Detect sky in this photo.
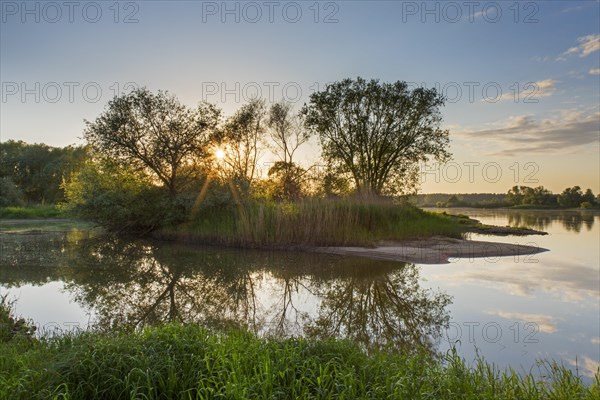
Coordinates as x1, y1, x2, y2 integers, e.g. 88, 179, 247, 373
1, 0, 599, 194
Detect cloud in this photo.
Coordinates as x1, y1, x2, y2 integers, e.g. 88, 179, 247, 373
433, 258, 599, 304
590, 68, 600, 75
592, 337, 600, 346
558, 34, 600, 60
568, 356, 600, 378
532, 56, 550, 63
455, 110, 600, 157
486, 311, 557, 333
498, 79, 557, 102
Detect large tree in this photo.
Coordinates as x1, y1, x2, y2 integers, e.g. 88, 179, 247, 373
266, 100, 312, 200
267, 100, 310, 165
84, 88, 220, 196
215, 98, 267, 189
302, 78, 450, 196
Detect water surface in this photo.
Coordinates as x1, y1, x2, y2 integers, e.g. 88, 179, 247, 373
1, 209, 598, 379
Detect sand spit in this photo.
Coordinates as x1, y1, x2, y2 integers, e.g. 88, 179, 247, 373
314, 236, 549, 264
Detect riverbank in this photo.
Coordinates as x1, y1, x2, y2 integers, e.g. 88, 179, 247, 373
1, 322, 597, 399
315, 236, 548, 264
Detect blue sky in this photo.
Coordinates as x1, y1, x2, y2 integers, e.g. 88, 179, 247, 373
1, 0, 599, 193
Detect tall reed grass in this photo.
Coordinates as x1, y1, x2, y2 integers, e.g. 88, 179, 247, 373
160, 197, 463, 247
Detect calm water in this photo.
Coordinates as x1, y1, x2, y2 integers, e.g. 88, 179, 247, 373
1, 209, 598, 379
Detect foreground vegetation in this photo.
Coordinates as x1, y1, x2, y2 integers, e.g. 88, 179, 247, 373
1, 322, 597, 399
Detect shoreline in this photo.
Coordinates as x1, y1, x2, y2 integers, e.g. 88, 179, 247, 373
2, 218, 550, 265
314, 236, 549, 264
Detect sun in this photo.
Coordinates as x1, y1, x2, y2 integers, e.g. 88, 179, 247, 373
215, 148, 225, 160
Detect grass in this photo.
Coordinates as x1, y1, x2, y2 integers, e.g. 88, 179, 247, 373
1, 299, 597, 399
0, 323, 597, 400
0, 205, 65, 219
160, 197, 464, 247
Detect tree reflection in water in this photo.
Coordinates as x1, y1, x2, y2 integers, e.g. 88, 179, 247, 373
506, 210, 595, 232
3, 234, 452, 353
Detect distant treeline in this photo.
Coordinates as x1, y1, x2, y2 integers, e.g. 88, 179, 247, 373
412, 186, 600, 209
0, 140, 87, 206
412, 193, 507, 208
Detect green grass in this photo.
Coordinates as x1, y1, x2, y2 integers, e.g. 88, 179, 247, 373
0, 323, 597, 400
160, 198, 464, 247
0, 205, 65, 219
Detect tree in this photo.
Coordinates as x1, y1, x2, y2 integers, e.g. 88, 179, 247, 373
215, 99, 267, 190
84, 88, 220, 196
523, 186, 554, 206
0, 177, 24, 207
267, 100, 310, 164
582, 188, 596, 205
63, 158, 176, 232
557, 186, 584, 208
302, 77, 450, 196
0, 140, 87, 204
445, 195, 460, 207
265, 100, 312, 200
506, 185, 525, 205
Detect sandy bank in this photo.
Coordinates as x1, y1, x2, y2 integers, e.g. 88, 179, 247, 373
314, 236, 548, 264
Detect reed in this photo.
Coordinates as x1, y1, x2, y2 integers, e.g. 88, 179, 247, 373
161, 197, 463, 247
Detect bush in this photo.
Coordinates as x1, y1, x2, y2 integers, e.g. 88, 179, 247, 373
0, 296, 36, 343
0, 177, 24, 207
63, 160, 182, 233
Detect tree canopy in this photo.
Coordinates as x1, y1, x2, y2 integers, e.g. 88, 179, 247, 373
0, 140, 87, 205
84, 88, 220, 196
214, 98, 267, 189
302, 77, 450, 196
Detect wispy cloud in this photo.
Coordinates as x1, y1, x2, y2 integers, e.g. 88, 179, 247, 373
498, 79, 557, 102
455, 110, 600, 157
486, 311, 557, 333
590, 68, 600, 75
432, 258, 599, 303
568, 356, 600, 378
558, 34, 600, 60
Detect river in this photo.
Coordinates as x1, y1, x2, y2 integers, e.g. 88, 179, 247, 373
1, 209, 598, 380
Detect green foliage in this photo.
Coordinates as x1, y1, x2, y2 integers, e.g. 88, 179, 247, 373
84, 88, 220, 196
0, 296, 36, 344
558, 186, 584, 208
0, 205, 63, 219
302, 77, 450, 196
0, 177, 24, 207
507, 185, 557, 207
62, 159, 183, 232
266, 161, 308, 200
0, 140, 87, 204
0, 324, 597, 399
